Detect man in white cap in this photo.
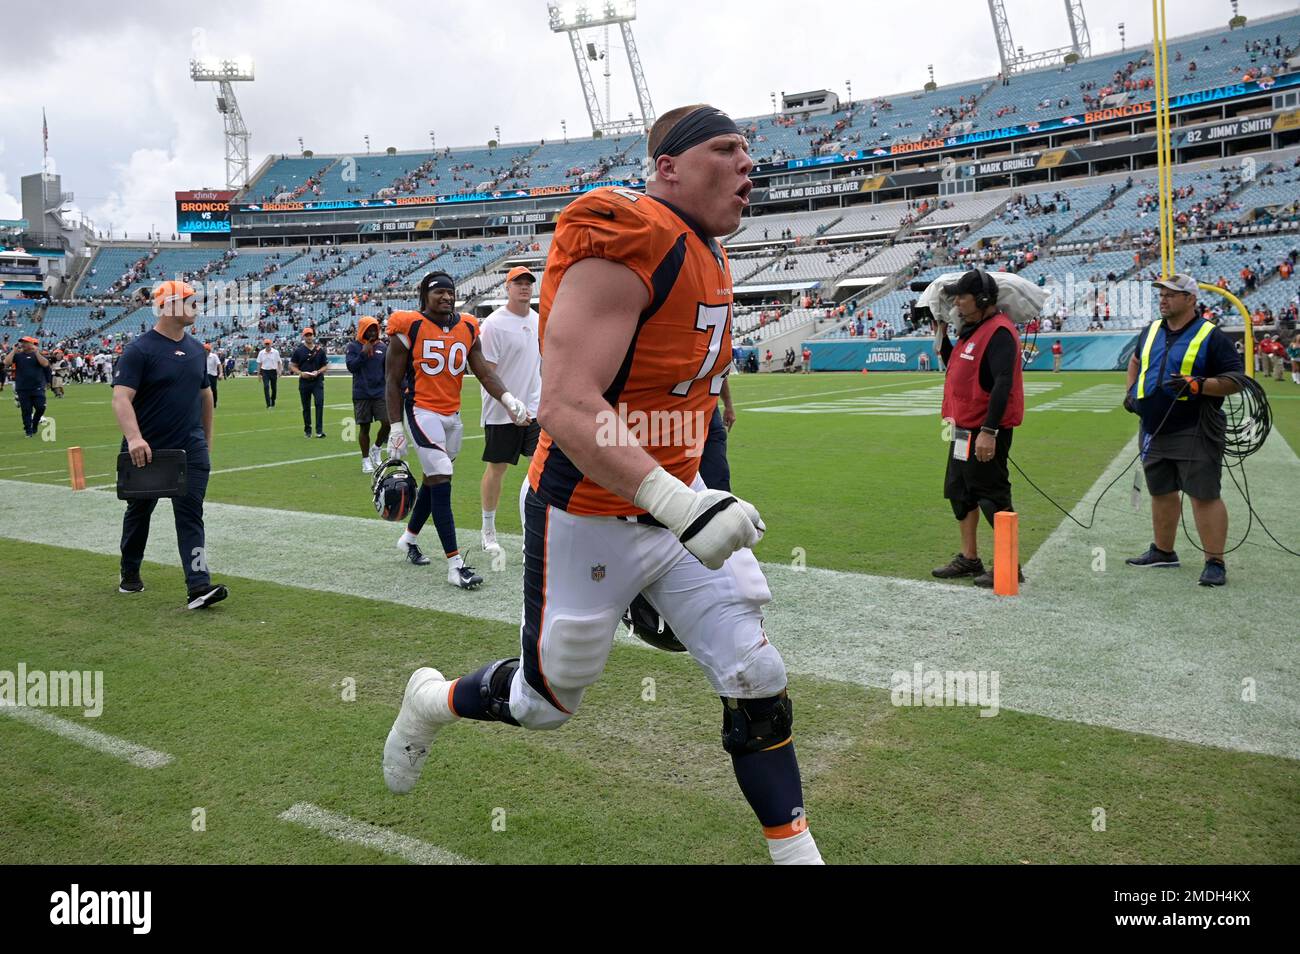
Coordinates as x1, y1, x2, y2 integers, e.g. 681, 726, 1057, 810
1123, 273, 1244, 587
478, 265, 542, 554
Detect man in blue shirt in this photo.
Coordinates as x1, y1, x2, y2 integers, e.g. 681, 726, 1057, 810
344, 316, 390, 473
3, 337, 49, 436
291, 328, 328, 438
1123, 274, 1244, 587
111, 281, 228, 609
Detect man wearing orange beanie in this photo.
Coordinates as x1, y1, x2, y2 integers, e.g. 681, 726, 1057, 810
345, 316, 390, 473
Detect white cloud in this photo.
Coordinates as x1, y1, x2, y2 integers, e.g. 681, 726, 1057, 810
0, 172, 20, 221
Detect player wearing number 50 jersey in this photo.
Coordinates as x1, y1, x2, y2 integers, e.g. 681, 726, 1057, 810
384, 270, 529, 589
383, 106, 823, 864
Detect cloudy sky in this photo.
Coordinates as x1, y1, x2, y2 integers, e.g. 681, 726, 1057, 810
1, 0, 1295, 237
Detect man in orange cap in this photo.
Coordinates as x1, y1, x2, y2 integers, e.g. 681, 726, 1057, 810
3, 336, 50, 436
111, 280, 228, 609
291, 327, 328, 438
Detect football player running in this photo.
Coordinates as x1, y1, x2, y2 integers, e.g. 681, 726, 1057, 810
385, 270, 529, 589
383, 106, 823, 864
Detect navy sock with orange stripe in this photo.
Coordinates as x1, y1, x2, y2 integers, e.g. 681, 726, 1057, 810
429, 480, 458, 558
731, 740, 806, 832
407, 483, 433, 536
450, 659, 520, 725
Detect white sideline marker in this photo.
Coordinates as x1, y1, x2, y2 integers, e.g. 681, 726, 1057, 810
278, 802, 478, 865
0, 704, 174, 769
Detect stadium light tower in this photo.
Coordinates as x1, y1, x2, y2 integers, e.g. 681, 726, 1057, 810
547, 1, 655, 137
987, 0, 1092, 76
189, 56, 254, 190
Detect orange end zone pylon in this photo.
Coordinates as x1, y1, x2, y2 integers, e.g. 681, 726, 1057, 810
67, 446, 86, 491
994, 511, 1019, 596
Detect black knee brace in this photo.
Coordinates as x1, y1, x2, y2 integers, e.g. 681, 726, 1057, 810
478, 657, 521, 726
721, 691, 793, 756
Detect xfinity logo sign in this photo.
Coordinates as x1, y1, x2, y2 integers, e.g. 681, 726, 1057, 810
50, 884, 152, 934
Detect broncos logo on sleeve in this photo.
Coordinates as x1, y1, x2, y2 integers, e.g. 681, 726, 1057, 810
387, 310, 479, 415
528, 186, 734, 516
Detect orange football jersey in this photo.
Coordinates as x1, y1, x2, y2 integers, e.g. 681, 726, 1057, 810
529, 187, 734, 516
386, 310, 479, 415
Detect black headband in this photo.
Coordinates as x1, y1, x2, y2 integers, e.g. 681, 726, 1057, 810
652, 107, 742, 160
424, 272, 455, 291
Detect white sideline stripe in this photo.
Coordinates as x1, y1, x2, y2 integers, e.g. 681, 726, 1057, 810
0, 704, 174, 769
278, 802, 478, 865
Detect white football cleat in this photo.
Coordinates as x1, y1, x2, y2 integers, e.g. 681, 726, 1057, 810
383, 667, 456, 794
481, 529, 502, 554
361, 457, 375, 474
449, 564, 484, 589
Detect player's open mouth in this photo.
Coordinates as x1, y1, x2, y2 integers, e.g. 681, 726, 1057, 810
735, 182, 752, 206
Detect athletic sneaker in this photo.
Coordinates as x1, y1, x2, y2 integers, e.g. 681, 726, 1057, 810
304, 429, 312, 438
1198, 560, 1227, 587
481, 528, 502, 554
362, 457, 374, 474
186, 583, 229, 610
383, 667, 455, 794
118, 570, 144, 594
449, 564, 484, 589
1125, 543, 1180, 568
973, 565, 1025, 588
315, 431, 327, 439
931, 553, 985, 579
398, 538, 431, 566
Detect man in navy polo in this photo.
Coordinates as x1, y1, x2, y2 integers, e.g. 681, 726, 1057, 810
111, 280, 228, 609
3, 337, 49, 436
291, 327, 328, 438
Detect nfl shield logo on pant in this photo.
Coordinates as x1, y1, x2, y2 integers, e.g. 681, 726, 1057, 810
591, 564, 606, 582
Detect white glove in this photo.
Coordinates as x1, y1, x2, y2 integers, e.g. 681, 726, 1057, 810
634, 466, 764, 570
386, 421, 407, 460
501, 391, 531, 426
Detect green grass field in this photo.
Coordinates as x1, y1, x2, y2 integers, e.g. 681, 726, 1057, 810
1, 370, 1298, 864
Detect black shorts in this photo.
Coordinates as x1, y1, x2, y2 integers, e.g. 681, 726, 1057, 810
353, 397, 389, 426
944, 427, 1014, 519
1142, 453, 1222, 500
482, 421, 540, 464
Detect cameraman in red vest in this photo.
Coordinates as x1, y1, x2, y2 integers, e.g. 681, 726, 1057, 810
931, 270, 1026, 588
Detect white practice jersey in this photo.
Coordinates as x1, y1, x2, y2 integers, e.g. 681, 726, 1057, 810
479, 305, 541, 427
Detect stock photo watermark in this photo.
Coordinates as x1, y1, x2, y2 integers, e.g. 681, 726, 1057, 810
0, 663, 104, 717
890, 662, 1000, 717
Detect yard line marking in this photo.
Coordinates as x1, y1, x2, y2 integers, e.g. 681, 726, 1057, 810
0, 705, 174, 769
278, 802, 478, 865
734, 378, 935, 408
80, 436, 480, 491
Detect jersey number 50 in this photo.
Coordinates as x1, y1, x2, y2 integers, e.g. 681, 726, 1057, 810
419, 339, 468, 377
